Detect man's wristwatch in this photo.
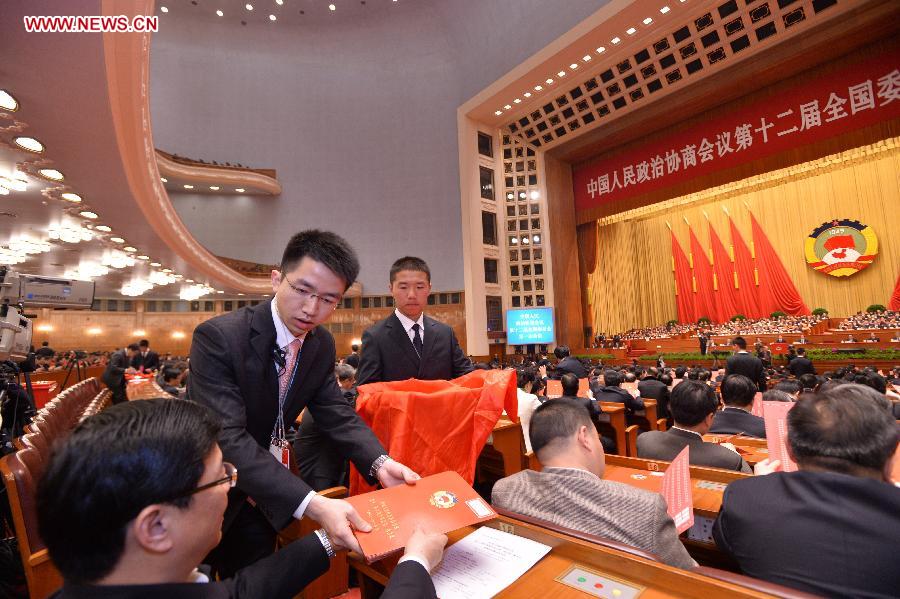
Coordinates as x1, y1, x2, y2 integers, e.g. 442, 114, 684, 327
369, 454, 391, 478
314, 528, 336, 558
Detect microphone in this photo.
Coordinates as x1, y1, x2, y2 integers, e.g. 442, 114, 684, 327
272, 346, 286, 369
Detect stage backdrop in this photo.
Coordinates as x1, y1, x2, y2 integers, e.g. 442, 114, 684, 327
585, 137, 900, 334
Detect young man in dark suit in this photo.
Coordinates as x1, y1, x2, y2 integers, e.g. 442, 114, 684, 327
710, 374, 766, 438
638, 367, 671, 420
37, 399, 444, 599
188, 231, 420, 578
725, 336, 767, 392
551, 345, 588, 379
355, 256, 473, 385
101, 343, 139, 404
785, 347, 815, 377
714, 384, 900, 597
637, 380, 752, 473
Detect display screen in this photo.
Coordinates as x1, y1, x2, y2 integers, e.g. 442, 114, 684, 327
506, 307, 554, 345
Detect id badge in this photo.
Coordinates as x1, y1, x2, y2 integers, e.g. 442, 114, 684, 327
269, 441, 290, 469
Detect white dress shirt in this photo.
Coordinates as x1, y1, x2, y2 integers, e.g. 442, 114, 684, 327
394, 308, 425, 346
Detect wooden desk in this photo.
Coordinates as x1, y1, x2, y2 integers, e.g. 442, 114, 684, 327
491, 417, 526, 476
632, 398, 660, 431
703, 435, 769, 466
351, 515, 791, 598
125, 378, 169, 400
597, 403, 628, 456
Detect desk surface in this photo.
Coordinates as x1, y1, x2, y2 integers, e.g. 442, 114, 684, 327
603, 464, 725, 519
125, 378, 169, 400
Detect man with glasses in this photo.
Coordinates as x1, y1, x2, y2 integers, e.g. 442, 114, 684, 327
37, 399, 445, 598
188, 230, 420, 578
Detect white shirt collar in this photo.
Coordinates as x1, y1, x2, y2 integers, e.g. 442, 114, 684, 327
271, 297, 306, 350
394, 308, 424, 334
670, 426, 704, 439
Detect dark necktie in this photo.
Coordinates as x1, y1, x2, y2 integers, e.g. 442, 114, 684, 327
411, 323, 423, 357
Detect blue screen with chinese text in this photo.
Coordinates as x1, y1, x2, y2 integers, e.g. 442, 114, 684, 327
507, 307, 555, 345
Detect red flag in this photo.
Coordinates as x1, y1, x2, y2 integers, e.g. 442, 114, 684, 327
750, 213, 809, 316
709, 223, 741, 322
890, 271, 900, 311
728, 217, 763, 319
689, 228, 717, 322
671, 231, 696, 323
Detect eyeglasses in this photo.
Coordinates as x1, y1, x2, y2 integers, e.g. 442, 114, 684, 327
176, 462, 237, 499
282, 275, 341, 311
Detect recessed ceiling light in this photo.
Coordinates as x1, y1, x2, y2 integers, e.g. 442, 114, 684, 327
582, 55, 592, 61
183, 184, 193, 189
494, 110, 502, 115
557, 70, 566, 77
611, 37, 621, 44
660, 6, 670, 14
503, 105, 511, 110
643, 17, 653, 25
627, 27, 637, 35
160, 6, 168, 13
245, 3, 253, 10
0, 187, 8, 196
110, 237, 125, 243
160, 177, 168, 182
79, 211, 98, 219
14, 137, 43, 153
162, 268, 173, 273
38, 168, 64, 181
596, 46, 606, 53
530, 190, 540, 199
124, 246, 137, 252
276, 0, 284, 4
209, 186, 220, 190
95, 225, 112, 232
269, 14, 276, 20
150, 262, 161, 267
186, 279, 194, 283
216, 9, 224, 16
137, 255, 149, 260
534, 85, 543, 91
569, 63, 578, 69
61, 192, 82, 203
523, 92, 532, 98
0, 90, 18, 111
513, 98, 521, 104
235, 188, 245, 193
329, 3, 336, 10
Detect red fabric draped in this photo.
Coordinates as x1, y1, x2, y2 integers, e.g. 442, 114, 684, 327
689, 228, 717, 322
728, 217, 763, 319
709, 223, 741, 322
890, 271, 900, 311
750, 213, 810, 316
671, 231, 696, 323
349, 369, 518, 495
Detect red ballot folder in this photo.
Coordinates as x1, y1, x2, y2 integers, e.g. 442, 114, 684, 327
763, 401, 798, 472
345, 471, 496, 563
750, 392, 763, 417
661, 446, 694, 534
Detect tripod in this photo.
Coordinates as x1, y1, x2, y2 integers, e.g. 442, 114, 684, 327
60, 358, 88, 391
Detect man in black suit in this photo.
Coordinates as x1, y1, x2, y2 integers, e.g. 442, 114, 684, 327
188, 231, 420, 578
592, 369, 644, 413
551, 346, 588, 379
101, 343, 139, 404
725, 336, 766, 391
637, 380, 752, 472
343, 343, 360, 369
638, 367, 671, 420
131, 339, 160, 372
710, 374, 766, 438
37, 399, 444, 599
785, 347, 815, 377
713, 384, 900, 597
355, 256, 472, 385
698, 332, 708, 356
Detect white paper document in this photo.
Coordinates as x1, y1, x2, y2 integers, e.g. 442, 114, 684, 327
431, 526, 552, 599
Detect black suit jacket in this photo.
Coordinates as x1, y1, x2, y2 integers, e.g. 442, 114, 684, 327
131, 350, 160, 371
50, 535, 433, 599
709, 408, 766, 438
725, 352, 767, 391
355, 312, 473, 385
636, 428, 751, 473
187, 301, 386, 531
552, 356, 588, 379
714, 471, 900, 597
637, 378, 670, 419
786, 356, 815, 377
344, 351, 361, 369
592, 385, 644, 413
101, 350, 129, 390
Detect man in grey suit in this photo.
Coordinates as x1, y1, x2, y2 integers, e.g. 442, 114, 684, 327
492, 398, 695, 569
725, 336, 767, 391
355, 256, 473, 385
637, 380, 752, 473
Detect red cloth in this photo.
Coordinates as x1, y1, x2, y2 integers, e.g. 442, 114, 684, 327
671, 231, 696, 323
890, 271, 900, 311
709, 223, 741, 322
349, 369, 518, 495
728, 217, 763, 319
689, 228, 717, 322
750, 213, 809, 316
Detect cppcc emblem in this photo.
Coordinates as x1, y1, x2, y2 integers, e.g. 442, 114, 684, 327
805, 219, 877, 277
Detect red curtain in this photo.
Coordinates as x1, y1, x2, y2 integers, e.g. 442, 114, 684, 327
689, 228, 717, 322
728, 217, 763, 319
671, 231, 696, 323
709, 223, 741, 322
750, 213, 810, 316
890, 271, 900, 311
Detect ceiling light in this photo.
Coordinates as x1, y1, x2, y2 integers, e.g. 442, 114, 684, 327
173, 274, 183, 279
245, 3, 253, 10
0, 90, 18, 111
110, 237, 124, 243
0, 187, 8, 196
626, 27, 637, 35
36, 324, 53, 332
545, 78, 554, 84
329, 4, 336, 10
14, 137, 43, 153
503, 105, 511, 110
124, 246, 137, 252
61, 192, 82, 203
160, 177, 168, 182
209, 186, 220, 190
534, 85, 543, 91
523, 92, 532, 98
150, 262, 161, 267
596, 46, 606, 53
643, 17, 653, 24
137, 255, 149, 260
121, 278, 153, 297
102, 250, 135, 269
94, 225, 112, 232
530, 190, 540, 199
79, 211, 98, 219
237, 293, 245, 296
235, 188, 245, 193
518, 191, 526, 199
149, 271, 177, 286
583, 55, 592, 62
569, 63, 578, 69
276, 0, 284, 4
216, 9, 224, 16
38, 168, 64, 181
557, 70, 566, 77
172, 331, 186, 339
269, 14, 276, 20
48, 224, 92, 243
183, 184, 193, 189
494, 110, 502, 116
506, 193, 514, 200
160, 6, 168, 13
162, 268, 173, 273
660, 6, 670, 14
186, 279, 194, 283
513, 98, 521, 104
66, 262, 109, 280
611, 36, 621, 44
